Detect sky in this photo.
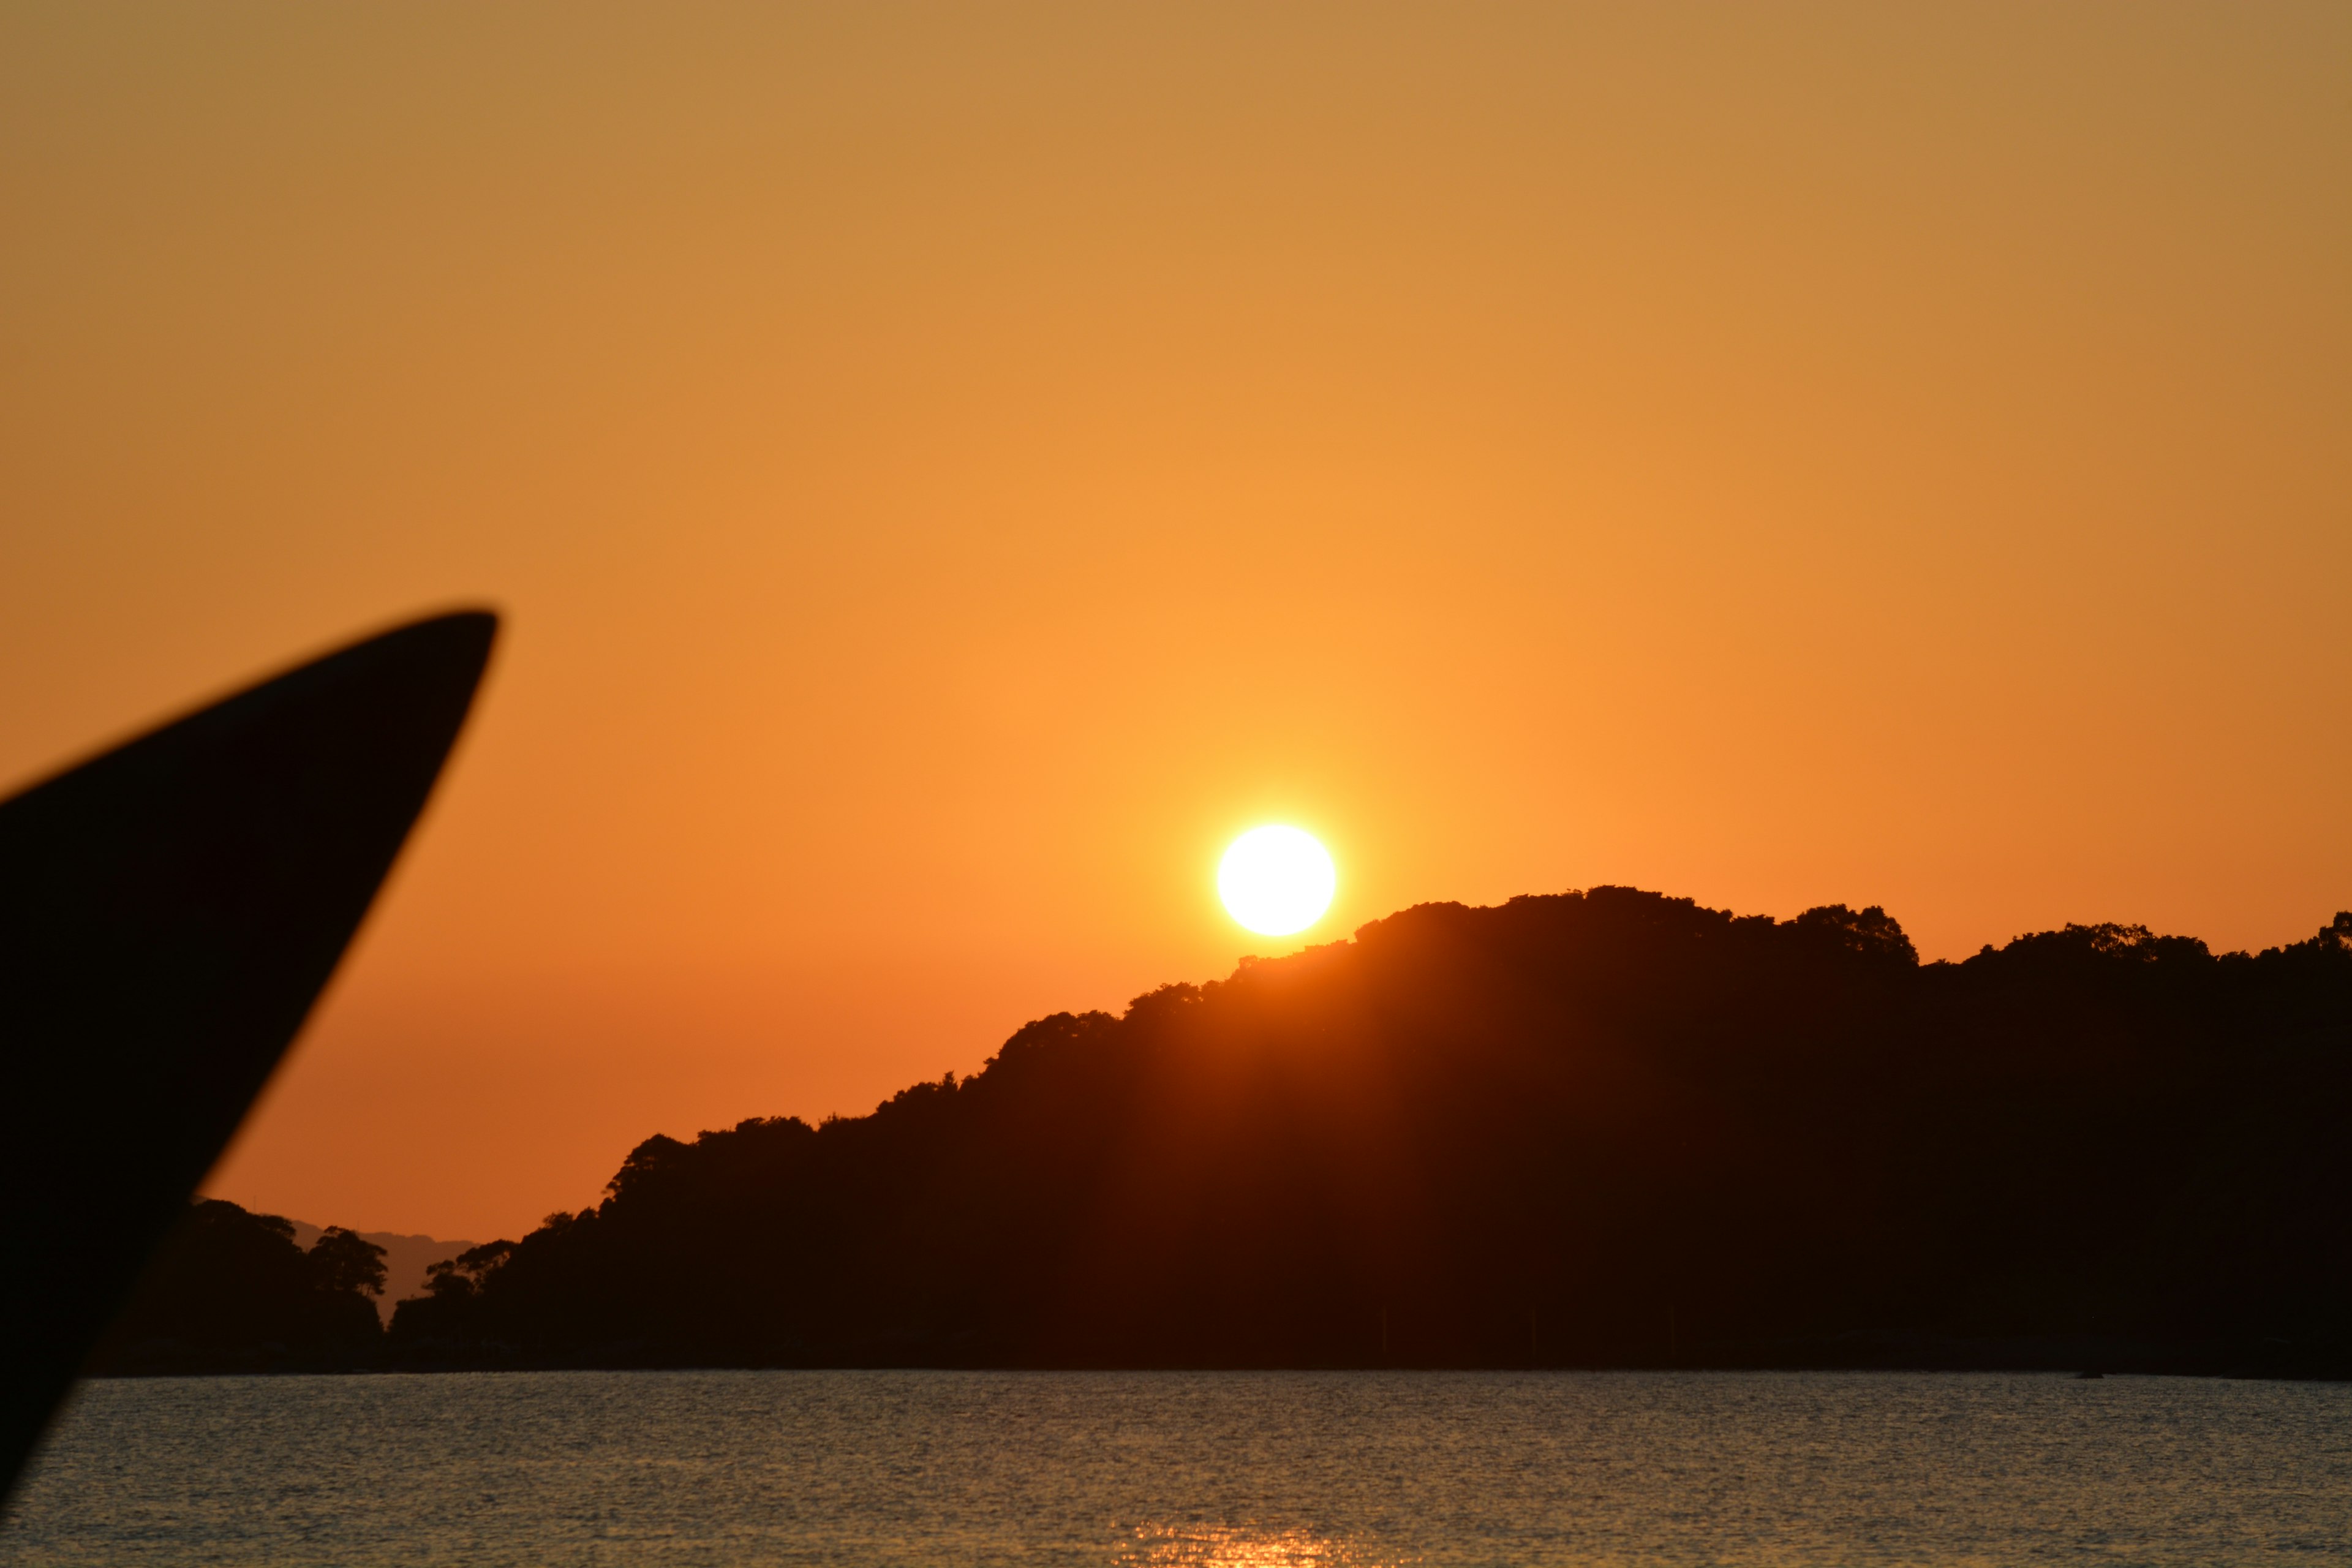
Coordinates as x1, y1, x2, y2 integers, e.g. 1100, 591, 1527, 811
3, 3, 2346, 1243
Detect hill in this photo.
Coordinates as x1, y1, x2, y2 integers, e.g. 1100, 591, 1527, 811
86, 1200, 388, 1374
376, 888, 2352, 1375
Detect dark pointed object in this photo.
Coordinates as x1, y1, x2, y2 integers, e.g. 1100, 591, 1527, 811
0, 611, 497, 1497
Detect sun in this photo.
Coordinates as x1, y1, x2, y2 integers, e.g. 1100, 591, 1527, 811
1218, 826, 1336, 937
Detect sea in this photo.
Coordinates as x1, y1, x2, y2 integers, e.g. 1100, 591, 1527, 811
3, 1370, 2347, 1565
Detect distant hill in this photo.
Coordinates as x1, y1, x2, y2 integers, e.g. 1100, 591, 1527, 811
376, 888, 2352, 1376
284, 1222, 475, 1326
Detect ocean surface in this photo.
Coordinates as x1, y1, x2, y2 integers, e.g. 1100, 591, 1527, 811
4, 1370, 2348, 1565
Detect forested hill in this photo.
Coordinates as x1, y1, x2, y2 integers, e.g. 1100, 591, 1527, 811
369, 888, 2352, 1375
89, 1200, 388, 1373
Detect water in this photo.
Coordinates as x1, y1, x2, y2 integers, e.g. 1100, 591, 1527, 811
4, 1371, 2348, 1564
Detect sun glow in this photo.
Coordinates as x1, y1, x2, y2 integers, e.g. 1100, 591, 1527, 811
1218, 826, 1336, 937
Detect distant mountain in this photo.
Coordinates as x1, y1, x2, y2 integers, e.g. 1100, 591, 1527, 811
285, 1221, 475, 1327
378, 888, 2352, 1376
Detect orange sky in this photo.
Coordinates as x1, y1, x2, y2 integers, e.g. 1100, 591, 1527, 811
4, 4, 2346, 1243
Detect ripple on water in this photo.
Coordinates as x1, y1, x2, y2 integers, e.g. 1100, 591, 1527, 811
4, 1370, 2349, 1566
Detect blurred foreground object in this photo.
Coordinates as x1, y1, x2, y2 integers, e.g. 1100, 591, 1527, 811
0, 611, 496, 1498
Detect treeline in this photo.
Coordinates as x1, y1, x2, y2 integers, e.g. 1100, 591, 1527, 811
89, 1200, 386, 1373
105, 888, 2352, 1375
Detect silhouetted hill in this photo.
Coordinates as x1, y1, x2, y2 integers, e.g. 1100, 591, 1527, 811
88, 1199, 387, 1373
371, 888, 2352, 1376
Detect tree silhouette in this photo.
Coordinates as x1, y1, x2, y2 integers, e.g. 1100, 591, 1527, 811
87, 1200, 389, 1372
306, 1227, 389, 1299
351, 888, 2352, 1376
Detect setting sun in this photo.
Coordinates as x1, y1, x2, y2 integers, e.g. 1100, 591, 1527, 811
1217, 826, 1336, 937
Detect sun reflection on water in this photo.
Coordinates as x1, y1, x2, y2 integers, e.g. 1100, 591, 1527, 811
1119, 1523, 1415, 1567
